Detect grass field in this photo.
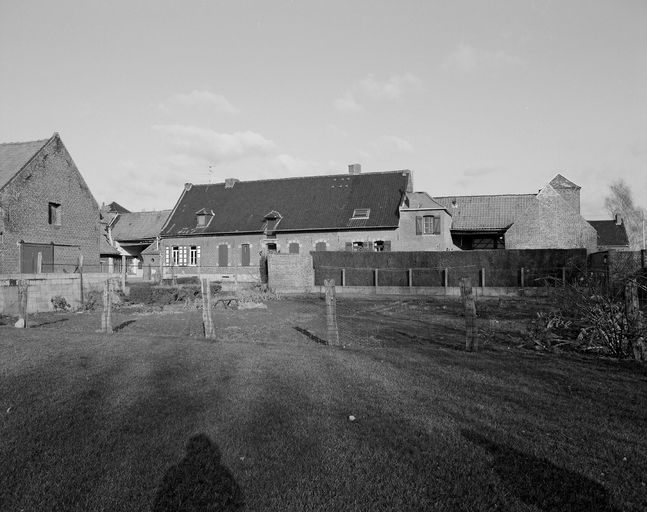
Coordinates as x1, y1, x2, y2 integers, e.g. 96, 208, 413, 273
1, 298, 646, 511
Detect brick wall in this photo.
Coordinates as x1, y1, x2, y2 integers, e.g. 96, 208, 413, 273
505, 185, 598, 252
0, 135, 100, 273
267, 253, 314, 293
158, 208, 456, 280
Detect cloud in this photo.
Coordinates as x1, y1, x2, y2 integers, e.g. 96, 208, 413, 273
358, 135, 414, 161
463, 165, 499, 177
152, 125, 277, 164
333, 91, 360, 112
159, 90, 239, 114
443, 44, 523, 73
334, 73, 422, 111
358, 73, 423, 100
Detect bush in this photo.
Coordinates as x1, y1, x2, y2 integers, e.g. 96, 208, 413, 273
51, 295, 71, 311
127, 282, 222, 307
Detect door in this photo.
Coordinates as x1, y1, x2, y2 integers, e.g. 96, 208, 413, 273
218, 244, 229, 267
21, 243, 54, 273
241, 244, 250, 266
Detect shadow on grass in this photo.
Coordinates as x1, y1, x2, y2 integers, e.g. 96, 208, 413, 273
28, 318, 69, 327
462, 429, 619, 512
153, 434, 245, 511
113, 320, 137, 332
294, 326, 327, 345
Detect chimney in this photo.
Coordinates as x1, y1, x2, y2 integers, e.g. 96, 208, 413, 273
615, 214, 622, 226
348, 163, 361, 175
225, 178, 239, 189
401, 169, 413, 193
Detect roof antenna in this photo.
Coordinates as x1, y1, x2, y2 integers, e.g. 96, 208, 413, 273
200, 165, 215, 184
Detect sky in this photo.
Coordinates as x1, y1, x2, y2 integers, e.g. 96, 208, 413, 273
1, 0, 645, 219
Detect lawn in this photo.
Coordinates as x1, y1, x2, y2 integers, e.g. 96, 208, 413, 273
1, 298, 646, 511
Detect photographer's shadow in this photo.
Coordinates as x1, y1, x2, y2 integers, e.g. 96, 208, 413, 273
153, 433, 245, 511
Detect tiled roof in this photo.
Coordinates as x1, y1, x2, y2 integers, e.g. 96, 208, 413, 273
162, 171, 409, 237
0, 137, 50, 191
588, 220, 630, 247
111, 210, 172, 242
434, 194, 536, 231
100, 233, 121, 255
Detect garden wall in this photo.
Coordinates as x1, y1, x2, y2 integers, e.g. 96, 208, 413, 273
311, 249, 587, 287
0, 273, 122, 316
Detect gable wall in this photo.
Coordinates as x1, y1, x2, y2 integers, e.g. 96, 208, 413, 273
505, 187, 597, 252
0, 137, 100, 273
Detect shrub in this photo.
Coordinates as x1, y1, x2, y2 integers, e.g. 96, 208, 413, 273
51, 295, 71, 311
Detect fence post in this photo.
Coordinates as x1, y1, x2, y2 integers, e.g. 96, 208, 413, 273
625, 279, 645, 361
37, 252, 42, 274
408, 268, 413, 288
521, 267, 525, 288
101, 280, 113, 333
460, 277, 478, 352
78, 253, 84, 307
325, 279, 339, 346
17, 280, 28, 328
481, 268, 485, 288
444, 268, 449, 295
375, 269, 379, 288
562, 267, 566, 287
201, 278, 216, 339
121, 255, 127, 291
341, 268, 346, 287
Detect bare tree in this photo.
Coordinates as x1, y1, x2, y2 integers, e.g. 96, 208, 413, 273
604, 179, 646, 250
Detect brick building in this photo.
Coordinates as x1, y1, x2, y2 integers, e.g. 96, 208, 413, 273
159, 165, 454, 283
434, 175, 599, 253
0, 133, 100, 273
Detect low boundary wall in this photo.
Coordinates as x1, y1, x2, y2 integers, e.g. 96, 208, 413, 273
0, 273, 122, 316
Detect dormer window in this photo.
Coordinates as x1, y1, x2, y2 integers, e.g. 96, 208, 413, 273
196, 208, 214, 228
352, 208, 370, 219
263, 210, 282, 236
48, 202, 61, 226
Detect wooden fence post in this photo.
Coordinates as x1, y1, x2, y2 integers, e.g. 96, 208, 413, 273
374, 269, 379, 288
341, 268, 346, 287
101, 280, 113, 333
78, 253, 84, 307
37, 252, 43, 274
460, 277, 478, 352
481, 268, 485, 288
562, 267, 566, 287
17, 280, 28, 328
521, 267, 525, 288
408, 268, 413, 288
325, 279, 339, 346
121, 255, 127, 291
625, 279, 645, 361
201, 278, 216, 339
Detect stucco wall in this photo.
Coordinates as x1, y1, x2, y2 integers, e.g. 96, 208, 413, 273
0, 135, 100, 273
505, 185, 598, 253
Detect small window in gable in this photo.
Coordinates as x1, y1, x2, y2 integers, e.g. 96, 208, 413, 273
49, 203, 61, 226
352, 208, 370, 219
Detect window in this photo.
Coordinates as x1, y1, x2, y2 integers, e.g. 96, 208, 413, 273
241, 244, 251, 266
352, 208, 370, 219
218, 244, 228, 267
289, 243, 299, 254
353, 241, 364, 251
172, 246, 179, 265
416, 215, 441, 235
266, 243, 277, 253
373, 241, 391, 252
315, 242, 327, 252
48, 203, 61, 226
189, 246, 200, 266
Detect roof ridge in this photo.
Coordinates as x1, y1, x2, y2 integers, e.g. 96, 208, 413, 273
434, 193, 536, 199
188, 169, 408, 188
0, 137, 50, 147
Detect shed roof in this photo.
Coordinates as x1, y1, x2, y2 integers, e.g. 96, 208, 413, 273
588, 220, 630, 247
433, 194, 536, 231
162, 171, 409, 237
111, 210, 172, 242
0, 137, 50, 191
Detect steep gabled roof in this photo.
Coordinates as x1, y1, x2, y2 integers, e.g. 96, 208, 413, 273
111, 210, 172, 242
161, 171, 409, 237
433, 194, 536, 231
0, 137, 50, 191
549, 174, 580, 190
588, 220, 630, 247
